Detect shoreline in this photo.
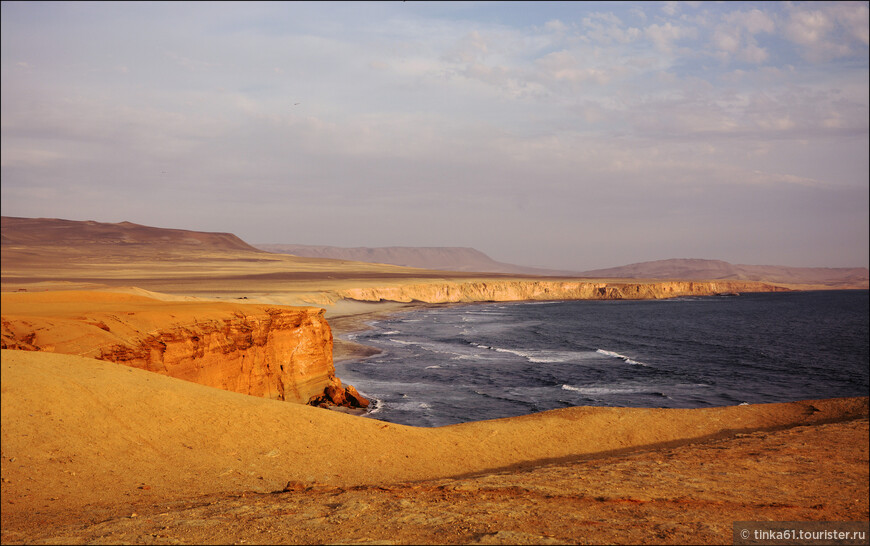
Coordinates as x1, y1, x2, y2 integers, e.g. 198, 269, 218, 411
3, 290, 868, 544
328, 301, 447, 364
326, 292, 869, 426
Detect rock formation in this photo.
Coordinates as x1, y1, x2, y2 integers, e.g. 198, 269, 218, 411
0, 291, 361, 408
334, 279, 789, 304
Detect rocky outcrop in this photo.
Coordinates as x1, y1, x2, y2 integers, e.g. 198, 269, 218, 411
92, 307, 339, 404
0, 292, 360, 407
308, 382, 371, 409
335, 279, 789, 304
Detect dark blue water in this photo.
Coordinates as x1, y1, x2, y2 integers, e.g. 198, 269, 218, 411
336, 291, 869, 427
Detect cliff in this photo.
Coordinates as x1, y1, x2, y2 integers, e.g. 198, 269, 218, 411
0, 291, 366, 408
333, 279, 789, 304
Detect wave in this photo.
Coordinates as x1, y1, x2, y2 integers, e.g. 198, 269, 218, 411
468, 342, 599, 363
364, 396, 384, 416
424, 365, 442, 369
596, 349, 649, 366
561, 384, 668, 398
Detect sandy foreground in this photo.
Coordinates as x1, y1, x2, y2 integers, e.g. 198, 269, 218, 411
1, 341, 868, 544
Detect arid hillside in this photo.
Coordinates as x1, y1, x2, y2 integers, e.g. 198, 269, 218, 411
578, 258, 869, 289
1, 216, 260, 251
1, 217, 790, 306
256, 243, 573, 275
257, 242, 868, 289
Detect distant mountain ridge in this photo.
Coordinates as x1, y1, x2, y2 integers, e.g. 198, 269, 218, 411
255, 244, 573, 276
577, 258, 869, 288
257, 245, 868, 288
1, 216, 260, 252
3, 217, 865, 288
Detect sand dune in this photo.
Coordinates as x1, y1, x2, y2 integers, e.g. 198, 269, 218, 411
2, 349, 866, 539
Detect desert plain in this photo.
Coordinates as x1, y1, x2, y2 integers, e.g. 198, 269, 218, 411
1, 217, 868, 545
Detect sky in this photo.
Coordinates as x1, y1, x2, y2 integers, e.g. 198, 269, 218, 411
2, 1, 868, 271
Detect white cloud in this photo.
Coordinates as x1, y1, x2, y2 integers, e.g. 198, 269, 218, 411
445, 30, 489, 64
705, 8, 775, 64
782, 3, 867, 62
644, 21, 696, 53
581, 11, 641, 45
726, 8, 775, 35
712, 28, 741, 54
661, 1, 680, 17
535, 50, 612, 85
738, 43, 769, 64
832, 1, 870, 45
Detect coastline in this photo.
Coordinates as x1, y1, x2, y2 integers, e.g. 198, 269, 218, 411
3, 348, 866, 544
327, 302, 420, 364
3, 295, 868, 544
2, 217, 867, 544
325, 291, 869, 426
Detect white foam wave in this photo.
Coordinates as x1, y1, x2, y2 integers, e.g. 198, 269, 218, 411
472, 343, 599, 363
493, 347, 537, 359
392, 400, 431, 412
425, 365, 442, 369
596, 349, 648, 366
561, 384, 639, 395
561, 384, 668, 398
365, 396, 384, 415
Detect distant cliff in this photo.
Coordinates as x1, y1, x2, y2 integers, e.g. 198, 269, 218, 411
331, 279, 789, 304
0, 292, 366, 408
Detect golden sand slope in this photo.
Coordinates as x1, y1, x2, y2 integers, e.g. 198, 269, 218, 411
5, 419, 866, 545
2, 349, 866, 517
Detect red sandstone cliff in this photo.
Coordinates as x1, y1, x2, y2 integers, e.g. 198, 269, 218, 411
0, 291, 366, 408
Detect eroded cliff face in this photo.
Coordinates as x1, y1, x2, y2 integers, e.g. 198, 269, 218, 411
93, 308, 338, 404
0, 292, 365, 407
335, 279, 789, 304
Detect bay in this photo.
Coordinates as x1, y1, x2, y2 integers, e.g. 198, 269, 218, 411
336, 290, 869, 427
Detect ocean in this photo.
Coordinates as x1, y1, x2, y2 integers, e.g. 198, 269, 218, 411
335, 290, 869, 428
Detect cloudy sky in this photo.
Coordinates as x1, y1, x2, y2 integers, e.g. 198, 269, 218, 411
2, 1, 868, 270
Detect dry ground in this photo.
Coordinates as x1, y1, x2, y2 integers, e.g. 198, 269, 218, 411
2, 347, 867, 545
